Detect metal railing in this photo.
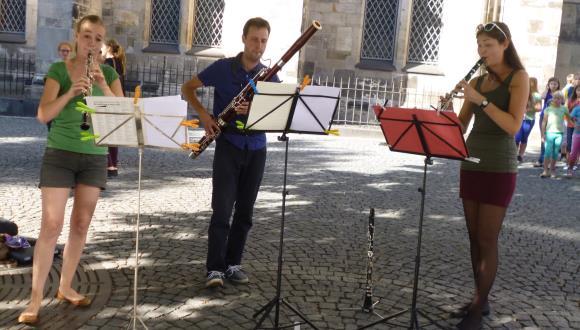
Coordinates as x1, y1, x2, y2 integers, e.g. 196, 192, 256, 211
311, 74, 455, 126
0, 53, 36, 97
0, 54, 453, 125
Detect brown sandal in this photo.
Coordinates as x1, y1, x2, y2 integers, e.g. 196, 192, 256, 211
18, 312, 39, 325
55, 290, 92, 307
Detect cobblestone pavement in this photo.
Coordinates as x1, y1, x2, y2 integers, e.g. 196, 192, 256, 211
0, 116, 578, 330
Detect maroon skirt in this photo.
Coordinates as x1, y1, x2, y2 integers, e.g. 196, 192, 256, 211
459, 170, 517, 207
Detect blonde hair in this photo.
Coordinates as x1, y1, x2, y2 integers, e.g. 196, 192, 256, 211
57, 41, 72, 51
550, 91, 565, 106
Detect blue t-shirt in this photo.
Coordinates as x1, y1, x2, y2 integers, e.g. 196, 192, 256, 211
571, 106, 580, 135
198, 52, 280, 150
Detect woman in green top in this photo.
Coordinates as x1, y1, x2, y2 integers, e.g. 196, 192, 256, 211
452, 22, 529, 329
18, 15, 123, 325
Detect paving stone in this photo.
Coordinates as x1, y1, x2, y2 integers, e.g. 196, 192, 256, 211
0, 116, 578, 329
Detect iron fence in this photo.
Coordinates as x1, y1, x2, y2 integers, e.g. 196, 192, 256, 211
310, 74, 458, 126
0, 54, 456, 125
0, 53, 36, 98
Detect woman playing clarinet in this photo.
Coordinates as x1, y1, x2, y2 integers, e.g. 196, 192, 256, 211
18, 15, 123, 325
450, 22, 528, 330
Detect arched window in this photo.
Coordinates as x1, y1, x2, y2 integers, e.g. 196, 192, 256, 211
149, 0, 180, 46
407, 0, 444, 65
0, 0, 26, 42
360, 0, 399, 65
192, 0, 225, 48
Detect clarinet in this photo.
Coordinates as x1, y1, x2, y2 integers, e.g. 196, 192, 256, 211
188, 20, 322, 159
362, 208, 375, 312
80, 51, 94, 131
437, 58, 484, 112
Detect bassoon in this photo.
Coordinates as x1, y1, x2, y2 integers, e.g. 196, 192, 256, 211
188, 20, 322, 159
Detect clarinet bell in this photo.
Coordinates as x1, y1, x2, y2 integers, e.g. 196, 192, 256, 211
80, 112, 90, 131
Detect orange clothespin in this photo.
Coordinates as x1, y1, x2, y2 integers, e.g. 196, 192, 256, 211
181, 143, 201, 152
299, 75, 311, 91
133, 85, 141, 105
180, 119, 200, 129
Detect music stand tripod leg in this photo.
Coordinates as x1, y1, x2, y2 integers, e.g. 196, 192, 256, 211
408, 156, 431, 330
252, 135, 318, 330
127, 147, 148, 330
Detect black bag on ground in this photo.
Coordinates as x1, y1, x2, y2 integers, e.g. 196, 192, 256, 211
9, 246, 34, 266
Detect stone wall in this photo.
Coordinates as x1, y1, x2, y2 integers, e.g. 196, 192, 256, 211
502, 0, 564, 87
301, 0, 485, 90
35, 0, 74, 73
301, 0, 565, 92
555, 0, 580, 81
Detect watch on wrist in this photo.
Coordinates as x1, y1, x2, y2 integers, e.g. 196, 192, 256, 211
480, 99, 489, 108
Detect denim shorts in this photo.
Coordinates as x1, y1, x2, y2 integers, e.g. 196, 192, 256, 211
39, 148, 107, 189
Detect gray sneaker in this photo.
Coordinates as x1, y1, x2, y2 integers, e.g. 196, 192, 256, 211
206, 271, 224, 288
225, 265, 249, 284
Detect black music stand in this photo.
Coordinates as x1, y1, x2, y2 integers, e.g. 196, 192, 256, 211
246, 81, 340, 330
358, 106, 477, 330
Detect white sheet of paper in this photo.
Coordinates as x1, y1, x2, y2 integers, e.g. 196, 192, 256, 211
86, 97, 139, 146
246, 81, 297, 131
87, 95, 188, 149
290, 85, 340, 133
140, 95, 188, 148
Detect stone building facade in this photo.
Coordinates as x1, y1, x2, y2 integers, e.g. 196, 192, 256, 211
0, 0, 576, 98
300, 0, 567, 97
556, 0, 580, 80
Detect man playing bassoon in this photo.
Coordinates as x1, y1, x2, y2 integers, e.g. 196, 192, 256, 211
182, 17, 279, 288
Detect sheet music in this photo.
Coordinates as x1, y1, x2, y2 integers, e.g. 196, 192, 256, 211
86, 95, 188, 149
86, 97, 139, 146
291, 85, 340, 132
246, 82, 297, 131
140, 96, 188, 148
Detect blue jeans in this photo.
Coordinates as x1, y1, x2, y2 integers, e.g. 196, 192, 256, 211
206, 139, 266, 273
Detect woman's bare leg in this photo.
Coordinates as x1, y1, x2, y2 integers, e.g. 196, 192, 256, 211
59, 184, 100, 300
20, 188, 70, 317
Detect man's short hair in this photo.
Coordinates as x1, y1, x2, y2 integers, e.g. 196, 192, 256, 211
243, 17, 270, 37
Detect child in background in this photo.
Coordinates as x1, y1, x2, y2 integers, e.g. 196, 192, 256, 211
534, 77, 561, 167
541, 91, 571, 178
515, 77, 542, 162
566, 88, 580, 177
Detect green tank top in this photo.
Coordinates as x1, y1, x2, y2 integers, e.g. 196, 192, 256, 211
461, 72, 518, 173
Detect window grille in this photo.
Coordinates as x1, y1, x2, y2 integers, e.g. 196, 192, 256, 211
150, 0, 180, 45
407, 0, 444, 65
360, 0, 399, 62
0, 0, 25, 34
192, 0, 224, 47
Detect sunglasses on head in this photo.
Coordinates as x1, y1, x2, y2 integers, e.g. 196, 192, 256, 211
477, 22, 508, 40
